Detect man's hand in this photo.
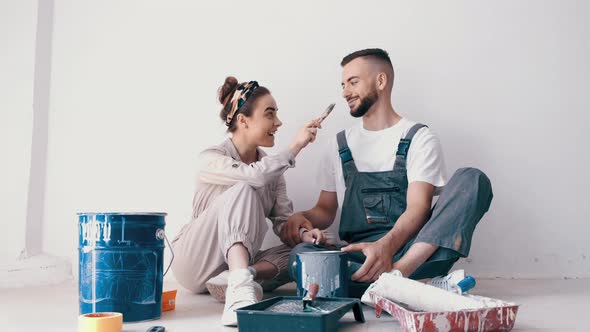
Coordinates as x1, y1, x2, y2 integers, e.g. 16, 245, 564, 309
341, 240, 395, 282
281, 212, 313, 247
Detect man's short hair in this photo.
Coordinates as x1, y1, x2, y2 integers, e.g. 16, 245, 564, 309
341, 48, 392, 68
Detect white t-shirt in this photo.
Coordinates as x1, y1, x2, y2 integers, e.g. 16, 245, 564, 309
318, 118, 448, 239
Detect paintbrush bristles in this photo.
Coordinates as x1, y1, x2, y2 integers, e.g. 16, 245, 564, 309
318, 103, 335, 124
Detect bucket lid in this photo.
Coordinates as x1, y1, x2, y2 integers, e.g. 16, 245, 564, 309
77, 212, 167, 216
298, 250, 346, 255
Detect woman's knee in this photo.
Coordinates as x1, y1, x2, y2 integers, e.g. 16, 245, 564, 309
229, 181, 257, 195
219, 181, 263, 208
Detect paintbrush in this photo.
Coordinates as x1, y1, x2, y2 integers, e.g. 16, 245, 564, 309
302, 283, 320, 312
317, 103, 335, 125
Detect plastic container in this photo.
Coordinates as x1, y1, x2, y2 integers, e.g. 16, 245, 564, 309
161, 289, 177, 312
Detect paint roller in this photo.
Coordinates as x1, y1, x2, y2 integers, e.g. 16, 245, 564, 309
368, 271, 486, 312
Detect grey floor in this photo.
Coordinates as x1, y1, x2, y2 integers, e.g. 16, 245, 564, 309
1, 279, 588, 331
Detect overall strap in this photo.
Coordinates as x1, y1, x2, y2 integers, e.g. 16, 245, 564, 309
393, 123, 428, 171
337, 130, 358, 173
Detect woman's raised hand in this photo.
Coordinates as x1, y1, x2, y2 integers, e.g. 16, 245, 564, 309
289, 119, 321, 156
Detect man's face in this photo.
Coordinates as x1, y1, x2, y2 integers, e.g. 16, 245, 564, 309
341, 58, 379, 118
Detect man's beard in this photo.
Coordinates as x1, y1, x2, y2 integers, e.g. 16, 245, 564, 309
350, 90, 378, 118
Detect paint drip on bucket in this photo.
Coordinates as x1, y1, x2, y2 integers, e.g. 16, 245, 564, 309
295, 251, 349, 298
78, 212, 172, 322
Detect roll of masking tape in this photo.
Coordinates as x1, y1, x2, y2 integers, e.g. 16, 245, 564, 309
78, 312, 123, 332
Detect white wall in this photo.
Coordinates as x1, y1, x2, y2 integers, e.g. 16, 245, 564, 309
43, 0, 590, 279
0, 1, 38, 263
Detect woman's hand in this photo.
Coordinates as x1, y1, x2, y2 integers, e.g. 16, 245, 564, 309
289, 119, 321, 156
300, 228, 327, 245
281, 212, 313, 247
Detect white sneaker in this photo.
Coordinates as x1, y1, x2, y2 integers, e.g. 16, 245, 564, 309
427, 269, 466, 293
207, 269, 287, 303
221, 269, 263, 326
206, 270, 229, 302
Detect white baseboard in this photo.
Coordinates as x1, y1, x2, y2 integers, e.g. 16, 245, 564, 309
0, 253, 72, 288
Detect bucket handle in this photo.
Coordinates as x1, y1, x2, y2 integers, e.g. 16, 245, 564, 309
156, 229, 174, 276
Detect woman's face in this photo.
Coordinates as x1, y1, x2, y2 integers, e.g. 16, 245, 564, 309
241, 93, 282, 148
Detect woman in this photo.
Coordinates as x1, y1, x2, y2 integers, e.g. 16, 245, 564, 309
171, 77, 326, 326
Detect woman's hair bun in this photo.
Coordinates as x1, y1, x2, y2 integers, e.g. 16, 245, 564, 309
218, 76, 239, 106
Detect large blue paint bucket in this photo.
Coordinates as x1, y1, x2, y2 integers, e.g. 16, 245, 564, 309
78, 212, 172, 322
294, 251, 349, 298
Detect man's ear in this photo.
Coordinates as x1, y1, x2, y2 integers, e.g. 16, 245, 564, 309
377, 72, 388, 91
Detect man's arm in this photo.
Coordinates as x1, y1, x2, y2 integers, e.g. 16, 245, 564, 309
301, 190, 338, 229
379, 181, 434, 255
280, 190, 338, 247
342, 181, 434, 282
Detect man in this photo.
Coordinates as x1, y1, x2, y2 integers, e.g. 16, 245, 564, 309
281, 48, 493, 296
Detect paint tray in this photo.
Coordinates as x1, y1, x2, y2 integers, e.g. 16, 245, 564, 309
235, 296, 365, 332
370, 292, 520, 332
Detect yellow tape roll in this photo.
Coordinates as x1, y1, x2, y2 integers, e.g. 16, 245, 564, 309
78, 312, 123, 332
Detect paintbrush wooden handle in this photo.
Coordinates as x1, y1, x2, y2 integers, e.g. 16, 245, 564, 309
308, 283, 319, 301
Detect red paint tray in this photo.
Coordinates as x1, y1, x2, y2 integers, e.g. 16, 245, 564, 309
370, 292, 520, 332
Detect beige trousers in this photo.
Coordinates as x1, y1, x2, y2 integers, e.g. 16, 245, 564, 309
171, 182, 291, 293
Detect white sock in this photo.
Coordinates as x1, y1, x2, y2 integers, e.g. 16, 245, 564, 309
228, 268, 252, 285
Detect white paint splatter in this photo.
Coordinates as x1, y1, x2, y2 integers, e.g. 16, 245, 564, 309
432, 313, 451, 331
416, 314, 425, 331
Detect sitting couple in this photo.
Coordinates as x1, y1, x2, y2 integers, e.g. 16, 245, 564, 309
170, 48, 493, 326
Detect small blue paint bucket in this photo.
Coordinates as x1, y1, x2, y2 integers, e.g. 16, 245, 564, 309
78, 212, 173, 322
294, 251, 349, 298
